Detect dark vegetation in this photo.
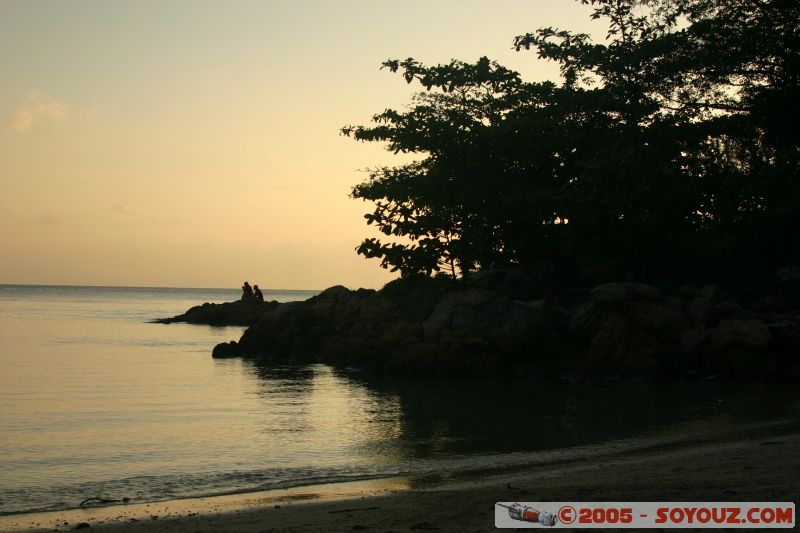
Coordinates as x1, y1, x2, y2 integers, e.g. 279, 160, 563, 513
163, 0, 800, 382
343, 0, 799, 290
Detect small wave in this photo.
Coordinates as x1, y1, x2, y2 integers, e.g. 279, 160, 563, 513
5, 417, 798, 517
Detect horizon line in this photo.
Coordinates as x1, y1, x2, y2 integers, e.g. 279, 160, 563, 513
0, 282, 324, 292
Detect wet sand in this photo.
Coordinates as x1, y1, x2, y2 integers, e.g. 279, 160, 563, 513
4, 422, 799, 532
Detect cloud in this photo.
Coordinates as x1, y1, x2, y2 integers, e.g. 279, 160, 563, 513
111, 203, 134, 214
34, 213, 60, 225
8, 93, 69, 132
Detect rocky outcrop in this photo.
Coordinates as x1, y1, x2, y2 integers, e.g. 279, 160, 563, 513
168, 272, 800, 382
211, 278, 566, 377
567, 282, 800, 381
154, 300, 279, 326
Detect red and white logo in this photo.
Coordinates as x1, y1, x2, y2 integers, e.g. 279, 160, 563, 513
496, 502, 795, 528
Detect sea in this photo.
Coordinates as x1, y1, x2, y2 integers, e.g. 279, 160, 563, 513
1, 284, 798, 516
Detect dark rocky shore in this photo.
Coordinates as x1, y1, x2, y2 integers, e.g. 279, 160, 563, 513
159, 270, 800, 382
154, 300, 280, 326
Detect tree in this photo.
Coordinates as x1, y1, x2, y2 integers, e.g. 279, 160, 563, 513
344, 0, 800, 284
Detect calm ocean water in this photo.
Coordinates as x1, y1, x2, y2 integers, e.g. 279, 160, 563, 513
0, 284, 798, 516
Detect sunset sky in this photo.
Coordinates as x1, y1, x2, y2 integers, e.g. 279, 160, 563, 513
1, 1, 603, 289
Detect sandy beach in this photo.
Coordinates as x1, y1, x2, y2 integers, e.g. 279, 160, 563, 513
3, 420, 798, 533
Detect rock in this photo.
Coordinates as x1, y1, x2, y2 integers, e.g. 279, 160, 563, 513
462, 352, 502, 377
697, 285, 719, 301
767, 318, 800, 350
430, 292, 555, 353
753, 293, 792, 314
688, 298, 712, 326
320, 318, 419, 367
627, 300, 690, 342
186, 275, 788, 381
587, 312, 629, 366
391, 328, 501, 377
395, 289, 445, 322
678, 285, 698, 301
304, 285, 355, 319
711, 319, 771, 353
778, 266, 800, 281
207, 277, 564, 377
712, 301, 755, 322
212, 341, 241, 358
380, 275, 454, 321
685, 285, 719, 326
621, 350, 663, 375
319, 284, 351, 299
495, 267, 532, 299
590, 282, 661, 304
524, 261, 558, 298
422, 289, 498, 340
625, 327, 660, 354
558, 287, 591, 306
700, 345, 730, 375
679, 326, 710, 356
384, 342, 439, 376
726, 349, 774, 380
239, 300, 335, 358
654, 342, 692, 373
436, 329, 492, 358
569, 301, 603, 339
781, 364, 800, 381
463, 269, 506, 291
154, 300, 277, 326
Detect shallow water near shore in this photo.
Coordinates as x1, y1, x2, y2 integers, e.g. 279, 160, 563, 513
1, 284, 799, 517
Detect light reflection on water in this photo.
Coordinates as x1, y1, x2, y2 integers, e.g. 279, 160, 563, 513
0, 285, 798, 515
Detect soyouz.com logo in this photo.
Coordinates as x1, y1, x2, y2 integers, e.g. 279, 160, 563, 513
494, 502, 795, 528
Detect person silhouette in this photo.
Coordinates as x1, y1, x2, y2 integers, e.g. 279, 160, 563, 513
253, 284, 264, 303
241, 281, 254, 301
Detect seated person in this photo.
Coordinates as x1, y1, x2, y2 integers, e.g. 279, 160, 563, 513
253, 285, 264, 302
241, 281, 254, 301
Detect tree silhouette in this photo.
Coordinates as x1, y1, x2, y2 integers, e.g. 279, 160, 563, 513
344, 0, 800, 285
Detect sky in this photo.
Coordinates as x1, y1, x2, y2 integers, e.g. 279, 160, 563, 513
0, 0, 605, 289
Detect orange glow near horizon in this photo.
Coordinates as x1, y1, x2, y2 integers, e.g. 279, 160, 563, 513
0, 0, 605, 289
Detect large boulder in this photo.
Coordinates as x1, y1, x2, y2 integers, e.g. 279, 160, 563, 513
423, 289, 557, 355
590, 283, 661, 304
620, 349, 664, 376
711, 319, 771, 353
627, 299, 689, 343
679, 326, 710, 356
586, 312, 630, 367
726, 348, 776, 380
687, 285, 719, 326
422, 289, 498, 340
212, 341, 241, 358
577, 284, 695, 377
569, 301, 604, 339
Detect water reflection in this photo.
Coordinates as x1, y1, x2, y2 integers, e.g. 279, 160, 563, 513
238, 363, 800, 463
360, 376, 797, 456
245, 364, 315, 436
235, 363, 406, 465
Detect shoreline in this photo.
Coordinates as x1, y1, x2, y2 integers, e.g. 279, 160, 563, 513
4, 419, 799, 532
189, 279, 800, 383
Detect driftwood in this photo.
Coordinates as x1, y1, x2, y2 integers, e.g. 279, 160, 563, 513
328, 506, 381, 514
79, 496, 130, 506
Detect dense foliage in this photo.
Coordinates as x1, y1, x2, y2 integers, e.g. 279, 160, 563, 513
343, 0, 799, 286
